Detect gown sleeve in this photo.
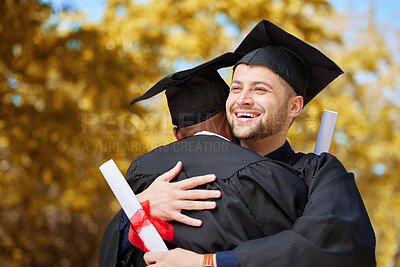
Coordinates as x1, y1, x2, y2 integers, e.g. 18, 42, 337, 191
99, 210, 123, 267
232, 153, 376, 267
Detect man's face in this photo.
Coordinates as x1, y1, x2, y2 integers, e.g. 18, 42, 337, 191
226, 64, 291, 141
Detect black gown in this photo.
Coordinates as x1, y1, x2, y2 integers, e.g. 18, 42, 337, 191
99, 135, 308, 266
230, 141, 376, 267
99, 138, 376, 267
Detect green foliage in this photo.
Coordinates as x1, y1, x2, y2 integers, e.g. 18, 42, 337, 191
1, 0, 399, 266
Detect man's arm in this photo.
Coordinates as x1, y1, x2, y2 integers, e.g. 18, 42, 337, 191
225, 153, 376, 267
143, 248, 206, 267
144, 249, 219, 267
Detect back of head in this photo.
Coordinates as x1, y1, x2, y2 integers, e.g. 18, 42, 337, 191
175, 109, 232, 140
130, 52, 243, 139
165, 67, 229, 129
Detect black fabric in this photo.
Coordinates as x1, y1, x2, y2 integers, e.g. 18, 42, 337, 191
264, 139, 292, 162
99, 138, 376, 267
236, 46, 309, 97
129, 52, 244, 128
234, 20, 344, 105
99, 135, 308, 266
99, 209, 122, 267
232, 150, 376, 267
165, 69, 228, 128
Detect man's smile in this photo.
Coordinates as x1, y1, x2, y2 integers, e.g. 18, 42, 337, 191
233, 110, 262, 122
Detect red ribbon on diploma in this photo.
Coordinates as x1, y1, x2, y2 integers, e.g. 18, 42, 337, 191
128, 200, 174, 252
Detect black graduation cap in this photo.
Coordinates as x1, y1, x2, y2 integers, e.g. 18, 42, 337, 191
130, 52, 244, 128
234, 20, 344, 106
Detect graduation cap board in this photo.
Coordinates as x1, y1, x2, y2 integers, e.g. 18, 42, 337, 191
234, 20, 344, 106
130, 52, 244, 128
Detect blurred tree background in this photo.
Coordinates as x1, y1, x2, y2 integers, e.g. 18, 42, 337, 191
1, 0, 399, 266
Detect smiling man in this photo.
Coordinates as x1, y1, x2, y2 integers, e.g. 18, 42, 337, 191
227, 61, 300, 155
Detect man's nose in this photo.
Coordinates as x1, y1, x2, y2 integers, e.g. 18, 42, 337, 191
237, 88, 254, 106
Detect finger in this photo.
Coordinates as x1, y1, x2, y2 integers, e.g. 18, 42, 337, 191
181, 189, 221, 200
157, 161, 182, 182
174, 212, 203, 227
143, 252, 154, 265
178, 200, 217, 210
143, 252, 160, 265
177, 174, 216, 189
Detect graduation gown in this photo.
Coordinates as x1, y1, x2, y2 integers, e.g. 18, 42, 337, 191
230, 145, 376, 267
99, 135, 308, 266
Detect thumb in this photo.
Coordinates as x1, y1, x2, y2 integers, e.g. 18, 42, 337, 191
158, 161, 182, 182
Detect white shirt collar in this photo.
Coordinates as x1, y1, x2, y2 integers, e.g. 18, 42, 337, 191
193, 131, 231, 142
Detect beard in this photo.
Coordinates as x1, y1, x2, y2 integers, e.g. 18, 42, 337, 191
230, 103, 288, 141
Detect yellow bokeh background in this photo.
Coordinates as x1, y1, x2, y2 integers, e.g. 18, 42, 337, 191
1, 0, 399, 266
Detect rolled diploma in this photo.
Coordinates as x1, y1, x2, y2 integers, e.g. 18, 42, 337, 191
314, 109, 338, 155
99, 159, 168, 252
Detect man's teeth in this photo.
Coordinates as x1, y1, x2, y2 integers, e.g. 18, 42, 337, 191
237, 113, 256, 118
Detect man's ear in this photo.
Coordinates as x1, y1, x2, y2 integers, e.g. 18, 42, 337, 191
173, 127, 184, 141
289, 95, 303, 118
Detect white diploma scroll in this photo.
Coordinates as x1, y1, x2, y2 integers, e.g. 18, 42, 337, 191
314, 109, 338, 155
99, 159, 168, 252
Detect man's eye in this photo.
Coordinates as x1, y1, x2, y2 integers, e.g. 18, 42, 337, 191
255, 87, 267, 92
230, 87, 241, 91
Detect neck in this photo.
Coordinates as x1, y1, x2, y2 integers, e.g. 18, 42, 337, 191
239, 132, 286, 156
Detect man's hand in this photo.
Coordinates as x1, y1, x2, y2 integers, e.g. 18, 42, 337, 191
144, 248, 204, 267
137, 161, 221, 227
